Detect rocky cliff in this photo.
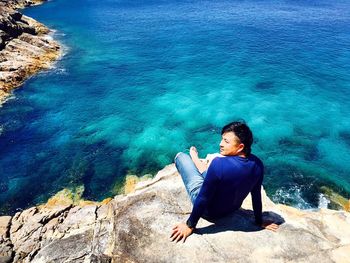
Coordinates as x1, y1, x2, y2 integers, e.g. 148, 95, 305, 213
0, 0, 60, 105
0, 164, 349, 263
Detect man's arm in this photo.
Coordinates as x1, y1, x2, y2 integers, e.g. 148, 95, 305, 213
251, 167, 279, 232
186, 157, 220, 228
170, 158, 221, 242
251, 176, 263, 225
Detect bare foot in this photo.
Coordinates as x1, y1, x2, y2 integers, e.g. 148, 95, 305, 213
189, 146, 207, 173
189, 146, 199, 160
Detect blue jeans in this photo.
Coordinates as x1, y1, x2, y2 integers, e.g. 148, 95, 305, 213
175, 152, 207, 204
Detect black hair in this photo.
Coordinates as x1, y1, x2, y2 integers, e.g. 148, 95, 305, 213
221, 121, 253, 156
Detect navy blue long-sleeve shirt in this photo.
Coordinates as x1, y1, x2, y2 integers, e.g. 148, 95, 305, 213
187, 154, 264, 228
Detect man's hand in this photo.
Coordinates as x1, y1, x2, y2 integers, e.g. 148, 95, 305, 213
189, 146, 207, 174
261, 220, 279, 232
170, 223, 193, 243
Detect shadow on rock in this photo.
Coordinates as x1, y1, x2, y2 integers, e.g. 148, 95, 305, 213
196, 209, 285, 234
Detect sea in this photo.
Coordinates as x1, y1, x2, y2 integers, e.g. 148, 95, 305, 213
0, 0, 349, 215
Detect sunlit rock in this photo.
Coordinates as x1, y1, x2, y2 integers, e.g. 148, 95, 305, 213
0, 0, 61, 106
0, 163, 349, 262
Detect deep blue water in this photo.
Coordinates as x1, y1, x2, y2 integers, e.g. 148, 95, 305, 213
1, 0, 350, 214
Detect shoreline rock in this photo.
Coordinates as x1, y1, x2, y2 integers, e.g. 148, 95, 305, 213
1, 0, 47, 10
0, 0, 61, 106
0, 163, 349, 262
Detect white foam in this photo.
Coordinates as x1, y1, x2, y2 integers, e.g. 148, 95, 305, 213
0, 93, 16, 107
51, 67, 67, 75
318, 193, 330, 209
41, 30, 70, 74
273, 185, 312, 210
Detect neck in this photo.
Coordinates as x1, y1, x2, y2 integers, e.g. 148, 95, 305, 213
239, 153, 247, 158
226, 152, 246, 158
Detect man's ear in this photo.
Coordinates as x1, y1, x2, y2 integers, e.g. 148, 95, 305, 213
238, 143, 245, 153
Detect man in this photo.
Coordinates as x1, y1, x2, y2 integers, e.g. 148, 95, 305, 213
171, 121, 278, 243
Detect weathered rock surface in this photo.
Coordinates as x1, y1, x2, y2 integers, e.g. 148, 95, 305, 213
0, 1, 47, 10
0, 0, 60, 106
0, 163, 349, 263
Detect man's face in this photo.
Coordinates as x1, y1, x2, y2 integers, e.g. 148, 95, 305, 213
219, 132, 245, 156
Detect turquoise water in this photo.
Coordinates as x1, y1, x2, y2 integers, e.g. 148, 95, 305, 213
1, 0, 350, 214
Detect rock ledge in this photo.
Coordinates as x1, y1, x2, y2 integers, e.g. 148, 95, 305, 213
0, 163, 349, 262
